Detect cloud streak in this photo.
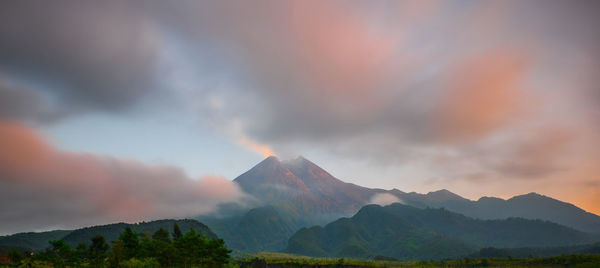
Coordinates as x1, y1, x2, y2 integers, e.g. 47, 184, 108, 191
369, 193, 404, 207
0, 121, 246, 235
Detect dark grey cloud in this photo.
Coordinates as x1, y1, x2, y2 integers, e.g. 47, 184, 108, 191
0, 78, 66, 123
0, 0, 160, 122
144, 0, 600, 188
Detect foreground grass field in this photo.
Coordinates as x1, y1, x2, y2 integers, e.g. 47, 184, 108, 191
234, 252, 600, 268
1, 253, 599, 267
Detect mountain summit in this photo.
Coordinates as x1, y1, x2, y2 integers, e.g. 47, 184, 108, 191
233, 156, 311, 197
203, 156, 381, 252
232, 156, 600, 234
233, 156, 377, 219
201, 156, 600, 253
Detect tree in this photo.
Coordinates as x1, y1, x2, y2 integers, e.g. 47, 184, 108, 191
119, 227, 140, 259
76, 243, 88, 259
175, 229, 208, 266
90, 234, 109, 265
152, 228, 171, 243
11, 223, 233, 267
148, 228, 176, 266
152, 236, 176, 266
46, 240, 76, 267
206, 238, 231, 265
8, 249, 23, 265
90, 234, 109, 255
108, 240, 126, 268
173, 223, 183, 240
139, 232, 154, 258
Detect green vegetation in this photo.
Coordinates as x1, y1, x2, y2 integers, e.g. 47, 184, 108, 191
3, 223, 232, 267
285, 204, 595, 260
235, 252, 600, 268
0, 219, 215, 251
205, 156, 600, 255
0, 230, 72, 250
201, 206, 300, 253
470, 242, 600, 258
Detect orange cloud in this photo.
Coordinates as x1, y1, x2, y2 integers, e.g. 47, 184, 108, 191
434, 50, 532, 143
489, 126, 574, 179
237, 134, 276, 158
287, 1, 393, 99
0, 121, 246, 234
211, 0, 395, 105
0, 121, 53, 178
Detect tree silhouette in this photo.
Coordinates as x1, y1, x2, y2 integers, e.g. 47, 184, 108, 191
207, 238, 232, 265
89, 234, 109, 265
153, 227, 171, 243
173, 223, 183, 240
118, 227, 139, 259
16, 222, 232, 267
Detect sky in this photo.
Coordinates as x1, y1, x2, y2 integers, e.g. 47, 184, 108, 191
0, 0, 599, 234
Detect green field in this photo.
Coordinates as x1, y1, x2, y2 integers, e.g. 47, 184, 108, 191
234, 252, 600, 268
2, 251, 600, 267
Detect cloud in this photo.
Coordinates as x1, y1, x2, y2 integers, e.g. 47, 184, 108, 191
160, 1, 600, 215
171, 0, 598, 185
0, 0, 160, 123
237, 134, 276, 158
369, 193, 403, 206
487, 127, 573, 178
433, 50, 532, 143
0, 77, 67, 123
0, 121, 247, 235
0, 0, 598, 215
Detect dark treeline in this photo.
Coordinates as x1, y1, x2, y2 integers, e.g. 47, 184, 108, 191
5, 223, 231, 267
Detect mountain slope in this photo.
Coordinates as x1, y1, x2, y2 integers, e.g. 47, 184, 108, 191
0, 230, 71, 251
234, 156, 600, 233
285, 203, 596, 260
397, 191, 600, 234
201, 156, 380, 253
233, 156, 378, 222
474, 193, 600, 234
0, 219, 215, 251
61, 219, 216, 247
205, 156, 600, 253
200, 206, 299, 252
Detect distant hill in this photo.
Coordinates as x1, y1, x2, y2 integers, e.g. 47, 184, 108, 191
233, 156, 600, 233
396, 191, 600, 234
285, 203, 596, 260
0, 230, 71, 251
201, 156, 600, 253
0, 219, 215, 251
202, 206, 299, 252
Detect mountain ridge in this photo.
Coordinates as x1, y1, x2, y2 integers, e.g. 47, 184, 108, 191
285, 203, 596, 260
232, 156, 600, 233
197, 156, 600, 253
233, 156, 377, 219
0, 219, 216, 251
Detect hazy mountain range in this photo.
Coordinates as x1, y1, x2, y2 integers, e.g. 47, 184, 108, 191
285, 203, 595, 260
199, 156, 600, 254
240, 157, 600, 232
2, 156, 599, 259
